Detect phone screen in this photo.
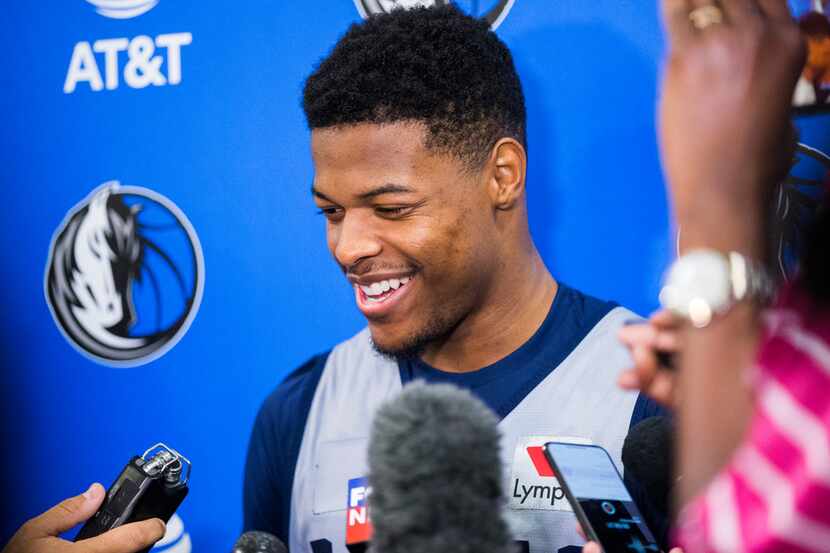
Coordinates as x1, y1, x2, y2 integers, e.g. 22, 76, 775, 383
545, 442, 659, 553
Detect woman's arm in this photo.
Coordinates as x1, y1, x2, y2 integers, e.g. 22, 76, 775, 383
656, 0, 805, 506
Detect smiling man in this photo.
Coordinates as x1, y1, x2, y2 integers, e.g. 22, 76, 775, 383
243, 6, 664, 552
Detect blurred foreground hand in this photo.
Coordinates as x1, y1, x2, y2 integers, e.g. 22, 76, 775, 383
618, 310, 684, 407
2, 483, 165, 553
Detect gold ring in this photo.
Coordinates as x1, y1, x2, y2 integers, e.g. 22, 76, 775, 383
689, 5, 724, 30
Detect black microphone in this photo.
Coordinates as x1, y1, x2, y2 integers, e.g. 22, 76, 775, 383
231, 531, 288, 553
621, 415, 674, 549
367, 381, 512, 553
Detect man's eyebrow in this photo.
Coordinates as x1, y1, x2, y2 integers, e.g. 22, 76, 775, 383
311, 183, 415, 202
311, 186, 335, 203
356, 183, 414, 200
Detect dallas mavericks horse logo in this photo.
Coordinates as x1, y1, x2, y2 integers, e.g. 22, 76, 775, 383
353, 0, 516, 29
45, 182, 204, 367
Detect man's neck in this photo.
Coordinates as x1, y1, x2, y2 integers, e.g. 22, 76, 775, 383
419, 252, 557, 373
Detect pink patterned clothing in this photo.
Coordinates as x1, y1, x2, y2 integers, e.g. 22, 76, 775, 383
676, 284, 830, 553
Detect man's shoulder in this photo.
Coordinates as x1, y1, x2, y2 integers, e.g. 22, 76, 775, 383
560, 283, 639, 341
564, 286, 669, 424
244, 349, 336, 538
256, 328, 379, 427
256, 351, 332, 431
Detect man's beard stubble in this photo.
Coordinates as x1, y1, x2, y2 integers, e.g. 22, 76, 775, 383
370, 308, 464, 362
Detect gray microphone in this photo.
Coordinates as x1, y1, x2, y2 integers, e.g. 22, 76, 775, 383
367, 381, 512, 553
231, 531, 288, 553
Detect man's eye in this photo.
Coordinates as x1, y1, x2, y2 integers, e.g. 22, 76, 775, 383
316, 207, 343, 220
375, 206, 412, 217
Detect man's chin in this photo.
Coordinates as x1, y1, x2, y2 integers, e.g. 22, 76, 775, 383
367, 311, 458, 362
369, 328, 427, 361
370, 336, 423, 361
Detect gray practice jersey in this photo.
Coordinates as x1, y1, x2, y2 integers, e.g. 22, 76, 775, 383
244, 284, 666, 553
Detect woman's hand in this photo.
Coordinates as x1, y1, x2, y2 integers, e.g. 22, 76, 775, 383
618, 310, 684, 407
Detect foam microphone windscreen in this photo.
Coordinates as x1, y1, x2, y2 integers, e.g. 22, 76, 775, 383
367, 381, 511, 553
231, 531, 288, 553
622, 415, 674, 517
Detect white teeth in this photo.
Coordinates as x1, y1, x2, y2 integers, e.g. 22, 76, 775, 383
358, 276, 414, 299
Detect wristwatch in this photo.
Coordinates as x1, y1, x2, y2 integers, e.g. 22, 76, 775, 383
659, 249, 775, 328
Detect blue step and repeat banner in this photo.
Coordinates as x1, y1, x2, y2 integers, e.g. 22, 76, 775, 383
2, 1, 828, 551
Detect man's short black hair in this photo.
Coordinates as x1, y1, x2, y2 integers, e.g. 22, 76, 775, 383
302, 5, 527, 169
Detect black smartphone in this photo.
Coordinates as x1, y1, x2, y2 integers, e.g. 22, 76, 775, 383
544, 441, 659, 553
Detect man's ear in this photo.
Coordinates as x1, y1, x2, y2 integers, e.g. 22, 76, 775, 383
486, 138, 526, 210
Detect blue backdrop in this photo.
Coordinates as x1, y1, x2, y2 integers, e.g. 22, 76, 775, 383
1, 1, 828, 551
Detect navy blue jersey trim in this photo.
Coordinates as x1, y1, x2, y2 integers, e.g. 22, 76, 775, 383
398, 283, 617, 419
243, 351, 330, 542
497, 285, 616, 419
629, 393, 670, 429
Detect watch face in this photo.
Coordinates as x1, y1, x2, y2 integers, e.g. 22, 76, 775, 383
661, 250, 731, 327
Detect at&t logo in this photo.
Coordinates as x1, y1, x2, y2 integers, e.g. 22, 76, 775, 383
353, 0, 516, 29
64, 33, 192, 93
152, 514, 192, 553
86, 0, 159, 19
45, 182, 204, 367
64, 1, 192, 93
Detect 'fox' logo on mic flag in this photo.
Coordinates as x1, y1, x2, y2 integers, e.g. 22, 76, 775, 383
346, 477, 373, 551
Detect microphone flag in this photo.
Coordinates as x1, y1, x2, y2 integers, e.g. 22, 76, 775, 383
346, 476, 373, 552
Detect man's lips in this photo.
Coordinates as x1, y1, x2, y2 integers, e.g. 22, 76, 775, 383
352, 273, 417, 318
347, 270, 417, 287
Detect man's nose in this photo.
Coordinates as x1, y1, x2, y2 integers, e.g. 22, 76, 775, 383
332, 212, 382, 268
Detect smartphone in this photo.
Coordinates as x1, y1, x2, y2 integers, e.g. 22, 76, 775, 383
544, 441, 659, 553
